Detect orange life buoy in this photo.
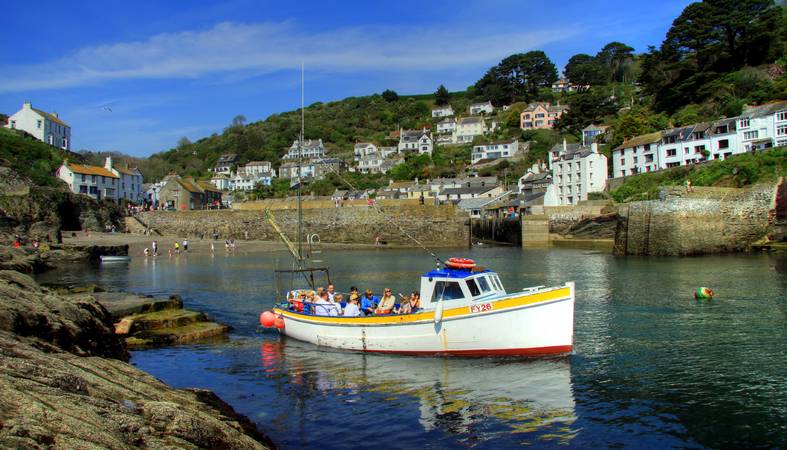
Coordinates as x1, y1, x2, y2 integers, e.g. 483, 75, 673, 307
445, 257, 476, 269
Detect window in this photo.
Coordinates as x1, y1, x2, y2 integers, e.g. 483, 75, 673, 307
719, 139, 729, 149
740, 118, 750, 128
81, 174, 85, 182
633, 157, 638, 163
684, 147, 690, 154
466, 279, 481, 296
491, 276, 503, 291
644, 144, 651, 151
645, 154, 654, 163
777, 111, 787, 121
667, 149, 677, 157
434, 281, 465, 301
37, 120, 42, 129
743, 130, 758, 141
620, 158, 625, 166
664, 136, 676, 144
777, 125, 787, 136
694, 145, 706, 154
10, 120, 15, 128
477, 277, 491, 293
91, 175, 96, 183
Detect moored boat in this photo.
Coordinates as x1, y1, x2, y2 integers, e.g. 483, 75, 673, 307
99, 255, 131, 262
266, 259, 574, 357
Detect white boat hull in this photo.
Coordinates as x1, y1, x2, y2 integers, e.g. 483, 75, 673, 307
273, 283, 574, 357
100, 255, 131, 262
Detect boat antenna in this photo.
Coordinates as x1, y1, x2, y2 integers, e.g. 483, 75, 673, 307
315, 159, 443, 268
297, 61, 304, 269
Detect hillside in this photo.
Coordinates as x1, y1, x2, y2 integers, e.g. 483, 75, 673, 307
0, 128, 71, 188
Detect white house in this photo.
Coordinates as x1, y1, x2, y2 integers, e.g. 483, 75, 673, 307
454, 116, 487, 143
354, 142, 378, 161
471, 139, 519, 164
432, 105, 454, 118
737, 101, 787, 151
436, 117, 456, 134
240, 161, 273, 176
545, 142, 607, 206
143, 180, 167, 207
468, 101, 494, 115
231, 172, 273, 191
379, 146, 398, 158
5, 102, 71, 150
357, 152, 385, 174
210, 174, 232, 191
211, 154, 238, 175
282, 139, 326, 160
106, 157, 144, 203
56, 160, 119, 201
611, 132, 663, 178
398, 128, 433, 154
437, 185, 504, 204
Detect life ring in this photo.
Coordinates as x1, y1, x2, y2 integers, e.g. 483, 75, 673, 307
445, 257, 476, 269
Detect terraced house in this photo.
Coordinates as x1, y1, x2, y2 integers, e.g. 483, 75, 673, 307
520, 102, 566, 130
612, 100, 787, 177
5, 101, 71, 150
56, 156, 144, 202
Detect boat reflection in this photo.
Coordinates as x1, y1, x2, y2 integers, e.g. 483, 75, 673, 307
260, 338, 576, 440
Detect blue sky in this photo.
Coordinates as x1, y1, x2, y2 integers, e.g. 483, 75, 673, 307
0, 0, 693, 156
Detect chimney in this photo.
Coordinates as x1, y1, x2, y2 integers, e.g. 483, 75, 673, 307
562, 138, 567, 153
23, 101, 32, 109
52, 112, 59, 118
104, 157, 113, 170
591, 142, 599, 153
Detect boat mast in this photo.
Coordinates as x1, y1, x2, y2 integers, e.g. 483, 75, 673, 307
297, 62, 304, 268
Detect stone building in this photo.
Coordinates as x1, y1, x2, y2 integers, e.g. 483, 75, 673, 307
158, 175, 219, 210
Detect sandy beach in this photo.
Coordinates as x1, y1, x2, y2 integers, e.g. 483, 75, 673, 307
62, 231, 379, 256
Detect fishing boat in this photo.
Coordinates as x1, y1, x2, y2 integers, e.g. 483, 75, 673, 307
259, 65, 575, 357
264, 259, 574, 357
99, 255, 131, 262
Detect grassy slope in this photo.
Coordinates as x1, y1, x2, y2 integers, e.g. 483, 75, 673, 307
610, 148, 786, 202
0, 128, 70, 187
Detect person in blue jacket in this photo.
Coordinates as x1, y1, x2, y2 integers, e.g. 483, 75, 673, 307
361, 289, 379, 316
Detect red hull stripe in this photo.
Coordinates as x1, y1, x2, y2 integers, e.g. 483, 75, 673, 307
362, 345, 573, 357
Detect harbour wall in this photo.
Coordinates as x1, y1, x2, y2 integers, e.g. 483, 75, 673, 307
136, 204, 469, 247
613, 183, 779, 256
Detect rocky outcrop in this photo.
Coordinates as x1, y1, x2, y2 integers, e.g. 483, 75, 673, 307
0, 170, 125, 244
0, 244, 129, 274
0, 271, 274, 449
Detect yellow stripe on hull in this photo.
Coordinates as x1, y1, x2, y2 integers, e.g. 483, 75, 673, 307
274, 287, 571, 326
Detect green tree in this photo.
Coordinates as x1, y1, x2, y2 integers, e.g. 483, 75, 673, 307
564, 54, 610, 87
473, 51, 558, 104
434, 84, 451, 105
596, 42, 635, 83
556, 87, 619, 132
382, 89, 399, 102
231, 114, 247, 127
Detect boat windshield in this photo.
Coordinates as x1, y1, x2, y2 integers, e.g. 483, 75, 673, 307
477, 276, 492, 293
466, 278, 481, 297
434, 281, 465, 300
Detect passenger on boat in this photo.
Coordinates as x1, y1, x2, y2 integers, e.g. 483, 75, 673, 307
333, 293, 344, 315
375, 288, 396, 314
343, 294, 361, 317
314, 291, 334, 316
361, 289, 379, 316
327, 284, 336, 302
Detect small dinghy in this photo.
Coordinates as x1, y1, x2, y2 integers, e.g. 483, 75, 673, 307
99, 255, 131, 262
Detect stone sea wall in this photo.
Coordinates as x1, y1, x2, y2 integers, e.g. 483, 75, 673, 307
614, 183, 779, 256
137, 204, 469, 247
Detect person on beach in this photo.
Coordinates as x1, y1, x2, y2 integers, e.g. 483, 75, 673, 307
342, 294, 360, 317
152, 240, 158, 256
375, 288, 396, 315
174, 241, 180, 254
361, 289, 379, 316
210, 242, 215, 254
182, 238, 189, 252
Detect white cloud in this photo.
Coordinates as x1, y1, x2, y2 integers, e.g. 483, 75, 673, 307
0, 20, 577, 92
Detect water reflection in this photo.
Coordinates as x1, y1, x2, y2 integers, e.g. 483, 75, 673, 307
261, 338, 576, 443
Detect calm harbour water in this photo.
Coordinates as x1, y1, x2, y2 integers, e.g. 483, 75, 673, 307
37, 246, 787, 448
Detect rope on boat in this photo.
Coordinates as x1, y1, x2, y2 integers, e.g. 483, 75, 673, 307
314, 158, 443, 268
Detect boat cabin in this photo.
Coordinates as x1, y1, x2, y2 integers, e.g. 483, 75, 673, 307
419, 267, 507, 308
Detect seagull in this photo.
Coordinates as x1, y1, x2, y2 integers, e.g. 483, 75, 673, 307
102, 106, 113, 113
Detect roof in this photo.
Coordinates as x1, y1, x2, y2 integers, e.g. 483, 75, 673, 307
520, 172, 551, 183
400, 129, 431, 142
741, 100, 787, 119
474, 139, 517, 147
523, 102, 566, 113
31, 107, 68, 127
432, 105, 453, 111
65, 162, 118, 178
245, 161, 270, 166
115, 166, 140, 176
437, 117, 455, 124
458, 116, 483, 125
457, 193, 507, 210
583, 124, 609, 132
423, 267, 492, 279
216, 154, 238, 164
441, 185, 499, 196
197, 181, 222, 193
176, 177, 203, 194
388, 180, 413, 189
354, 142, 376, 149
470, 101, 493, 107
615, 131, 662, 151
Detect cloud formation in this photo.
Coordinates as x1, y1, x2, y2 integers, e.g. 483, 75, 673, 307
0, 21, 576, 92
